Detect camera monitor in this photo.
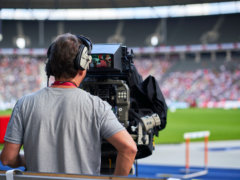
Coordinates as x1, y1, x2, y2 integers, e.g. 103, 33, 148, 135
88, 44, 123, 74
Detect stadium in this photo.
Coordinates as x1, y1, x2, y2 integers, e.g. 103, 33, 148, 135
0, 0, 240, 179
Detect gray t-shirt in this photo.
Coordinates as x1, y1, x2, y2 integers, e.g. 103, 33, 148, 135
4, 87, 125, 175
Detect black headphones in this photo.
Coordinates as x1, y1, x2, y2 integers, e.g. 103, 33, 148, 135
46, 35, 92, 79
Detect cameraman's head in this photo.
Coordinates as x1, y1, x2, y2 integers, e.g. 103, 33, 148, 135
46, 33, 92, 84
48, 33, 82, 79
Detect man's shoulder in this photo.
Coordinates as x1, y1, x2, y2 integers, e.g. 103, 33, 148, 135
26, 87, 47, 97
17, 88, 48, 104
78, 88, 100, 100
78, 89, 111, 109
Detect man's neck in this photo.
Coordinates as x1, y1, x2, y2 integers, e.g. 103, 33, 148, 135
52, 78, 80, 88
52, 70, 86, 88
52, 81, 78, 88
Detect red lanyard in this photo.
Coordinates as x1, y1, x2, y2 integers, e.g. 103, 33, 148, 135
51, 81, 78, 87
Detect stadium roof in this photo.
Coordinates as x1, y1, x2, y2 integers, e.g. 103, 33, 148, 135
0, 0, 236, 9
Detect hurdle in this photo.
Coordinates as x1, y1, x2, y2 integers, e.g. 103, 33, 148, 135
182, 131, 210, 179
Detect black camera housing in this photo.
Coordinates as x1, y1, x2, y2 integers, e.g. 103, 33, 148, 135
81, 44, 166, 174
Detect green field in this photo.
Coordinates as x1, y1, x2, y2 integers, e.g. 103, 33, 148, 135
1, 108, 240, 149
156, 108, 240, 144
0, 109, 12, 116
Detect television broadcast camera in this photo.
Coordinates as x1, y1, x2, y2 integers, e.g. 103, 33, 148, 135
81, 44, 168, 174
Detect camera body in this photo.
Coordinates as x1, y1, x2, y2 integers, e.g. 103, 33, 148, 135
81, 44, 163, 174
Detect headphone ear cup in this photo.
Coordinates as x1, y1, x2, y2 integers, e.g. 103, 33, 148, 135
80, 46, 92, 70
74, 45, 92, 70
74, 44, 85, 70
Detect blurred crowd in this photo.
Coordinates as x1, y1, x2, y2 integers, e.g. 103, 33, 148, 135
161, 69, 240, 106
0, 55, 240, 110
134, 58, 172, 83
134, 58, 240, 107
0, 56, 45, 109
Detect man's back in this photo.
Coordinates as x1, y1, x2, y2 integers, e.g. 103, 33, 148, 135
5, 87, 124, 174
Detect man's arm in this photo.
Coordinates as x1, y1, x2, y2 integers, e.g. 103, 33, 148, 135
0, 141, 25, 168
106, 130, 137, 176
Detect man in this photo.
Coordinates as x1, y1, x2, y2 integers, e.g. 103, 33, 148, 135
0, 33, 137, 176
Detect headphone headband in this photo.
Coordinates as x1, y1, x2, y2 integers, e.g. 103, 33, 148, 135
46, 34, 92, 79
76, 35, 92, 54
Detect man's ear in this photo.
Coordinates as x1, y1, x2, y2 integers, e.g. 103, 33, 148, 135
78, 70, 87, 83
79, 69, 87, 76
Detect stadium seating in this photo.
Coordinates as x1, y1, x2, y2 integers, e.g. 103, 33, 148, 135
0, 13, 240, 109
1, 14, 240, 48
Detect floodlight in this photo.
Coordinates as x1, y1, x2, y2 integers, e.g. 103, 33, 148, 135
16, 37, 26, 49
151, 35, 159, 46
